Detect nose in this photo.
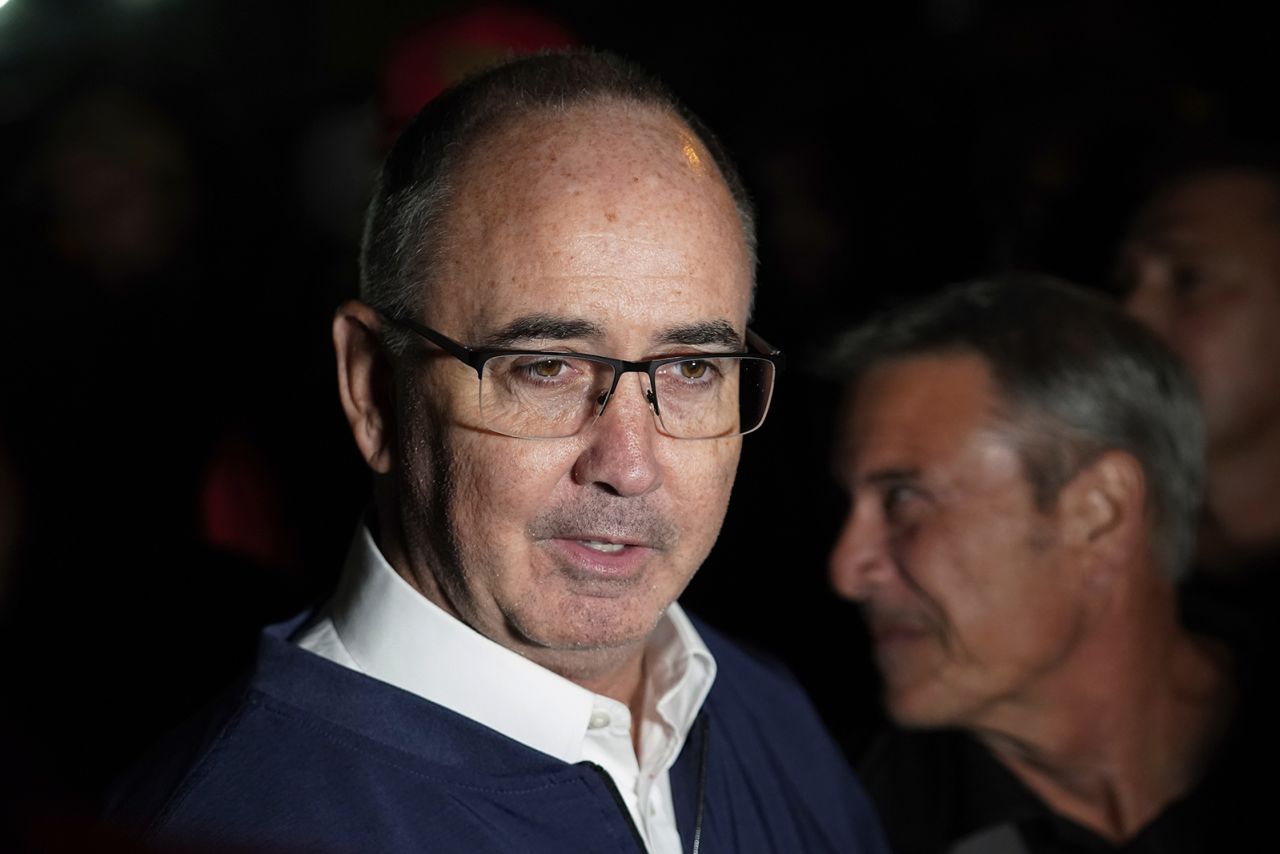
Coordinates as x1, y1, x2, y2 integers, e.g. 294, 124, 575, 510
572, 372, 663, 497
829, 498, 895, 601
1122, 269, 1174, 340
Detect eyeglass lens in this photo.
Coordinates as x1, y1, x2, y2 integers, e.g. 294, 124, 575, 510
477, 355, 775, 439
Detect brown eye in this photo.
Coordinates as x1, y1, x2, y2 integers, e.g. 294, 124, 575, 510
680, 360, 709, 379
533, 359, 565, 377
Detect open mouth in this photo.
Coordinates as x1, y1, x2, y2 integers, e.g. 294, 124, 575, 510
578, 539, 626, 554
545, 536, 654, 581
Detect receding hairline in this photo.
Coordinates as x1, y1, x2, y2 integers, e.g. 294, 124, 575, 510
417, 97, 751, 307
359, 49, 759, 338
449, 97, 739, 200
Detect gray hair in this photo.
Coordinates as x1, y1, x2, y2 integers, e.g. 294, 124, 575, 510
828, 273, 1205, 580
359, 48, 756, 347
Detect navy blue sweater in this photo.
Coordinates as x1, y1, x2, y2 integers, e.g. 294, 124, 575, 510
109, 615, 888, 854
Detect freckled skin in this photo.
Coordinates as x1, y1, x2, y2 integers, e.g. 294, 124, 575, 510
829, 355, 1089, 729
394, 104, 751, 687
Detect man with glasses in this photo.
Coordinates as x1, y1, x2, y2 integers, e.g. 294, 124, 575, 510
109, 50, 886, 854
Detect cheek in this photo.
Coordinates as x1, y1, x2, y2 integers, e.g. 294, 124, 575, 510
663, 439, 741, 545
955, 561, 1073, 674
1181, 303, 1280, 426
445, 434, 579, 542
917, 527, 1033, 656
1175, 280, 1277, 373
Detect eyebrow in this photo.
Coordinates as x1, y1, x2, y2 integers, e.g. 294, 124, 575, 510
480, 314, 605, 348
831, 464, 921, 492
480, 315, 744, 352
863, 468, 921, 486
653, 320, 743, 350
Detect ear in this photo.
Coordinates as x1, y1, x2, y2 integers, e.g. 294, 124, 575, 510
1057, 450, 1147, 578
333, 300, 396, 474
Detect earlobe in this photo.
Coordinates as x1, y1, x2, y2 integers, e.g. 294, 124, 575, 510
334, 300, 396, 474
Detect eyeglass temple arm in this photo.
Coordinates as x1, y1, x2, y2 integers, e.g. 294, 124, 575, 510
746, 328, 786, 369
380, 313, 484, 376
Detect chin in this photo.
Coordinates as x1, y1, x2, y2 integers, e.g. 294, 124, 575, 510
883, 684, 959, 731
511, 590, 667, 653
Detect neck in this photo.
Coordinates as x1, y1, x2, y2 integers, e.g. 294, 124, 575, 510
972, 582, 1230, 842
532, 640, 650, 718
1200, 431, 1280, 571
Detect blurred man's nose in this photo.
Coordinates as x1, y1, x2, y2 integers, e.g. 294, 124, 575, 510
1122, 263, 1175, 339
829, 498, 894, 601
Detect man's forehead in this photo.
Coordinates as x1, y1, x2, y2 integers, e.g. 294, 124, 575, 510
456, 109, 741, 244
426, 102, 752, 339
475, 312, 744, 350
458, 104, 724, 200
841, 354, 1002, 467
1134, 170, 1280, 238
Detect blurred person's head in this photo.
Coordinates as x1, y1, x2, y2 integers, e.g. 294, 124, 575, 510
827, 275, 1203, 729
1118, 151, 1280, 567
38, 89, 197, 289
377, 5, 576, 149
1119, 160, 1280, 461
332, 50, 774, 689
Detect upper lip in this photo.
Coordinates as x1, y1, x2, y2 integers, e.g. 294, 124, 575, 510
527, 504, 678, 552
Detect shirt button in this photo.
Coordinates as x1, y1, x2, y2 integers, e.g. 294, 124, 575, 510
588, 710, 611, 729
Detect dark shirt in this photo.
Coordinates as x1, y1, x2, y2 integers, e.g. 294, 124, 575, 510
861, 616, 1274, 854
860, 726, 1263, 854
861, 554, 1279, 854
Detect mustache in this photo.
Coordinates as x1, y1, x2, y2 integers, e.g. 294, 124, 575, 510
527, 498, 679, 550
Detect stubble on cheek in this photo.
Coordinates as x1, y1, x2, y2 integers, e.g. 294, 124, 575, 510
394, 380, 475, 617
685, 438, 739, 547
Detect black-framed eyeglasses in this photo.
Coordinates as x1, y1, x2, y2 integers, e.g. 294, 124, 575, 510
381, 313, 785, 440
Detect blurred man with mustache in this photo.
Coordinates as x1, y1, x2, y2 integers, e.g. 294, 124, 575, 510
108, 50, 886, 854
827, 276, 1256, 853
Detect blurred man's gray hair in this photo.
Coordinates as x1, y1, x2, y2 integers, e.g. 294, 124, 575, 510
828, 273, 1205, 580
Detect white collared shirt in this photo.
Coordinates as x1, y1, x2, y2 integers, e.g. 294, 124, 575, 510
294, 526, 716, 854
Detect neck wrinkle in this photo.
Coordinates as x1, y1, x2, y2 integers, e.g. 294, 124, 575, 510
973, 586, 1230, 843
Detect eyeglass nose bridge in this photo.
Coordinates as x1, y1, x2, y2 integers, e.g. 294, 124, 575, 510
593, 364, 661, 422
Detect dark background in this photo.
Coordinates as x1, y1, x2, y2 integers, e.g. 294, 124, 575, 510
1, 0, 1277, 816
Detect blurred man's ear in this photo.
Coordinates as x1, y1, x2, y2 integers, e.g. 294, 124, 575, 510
334, 300, 395, 474
1058, 450, 1147, 583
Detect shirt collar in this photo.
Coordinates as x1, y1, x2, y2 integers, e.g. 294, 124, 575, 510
326, 524, 715, 765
